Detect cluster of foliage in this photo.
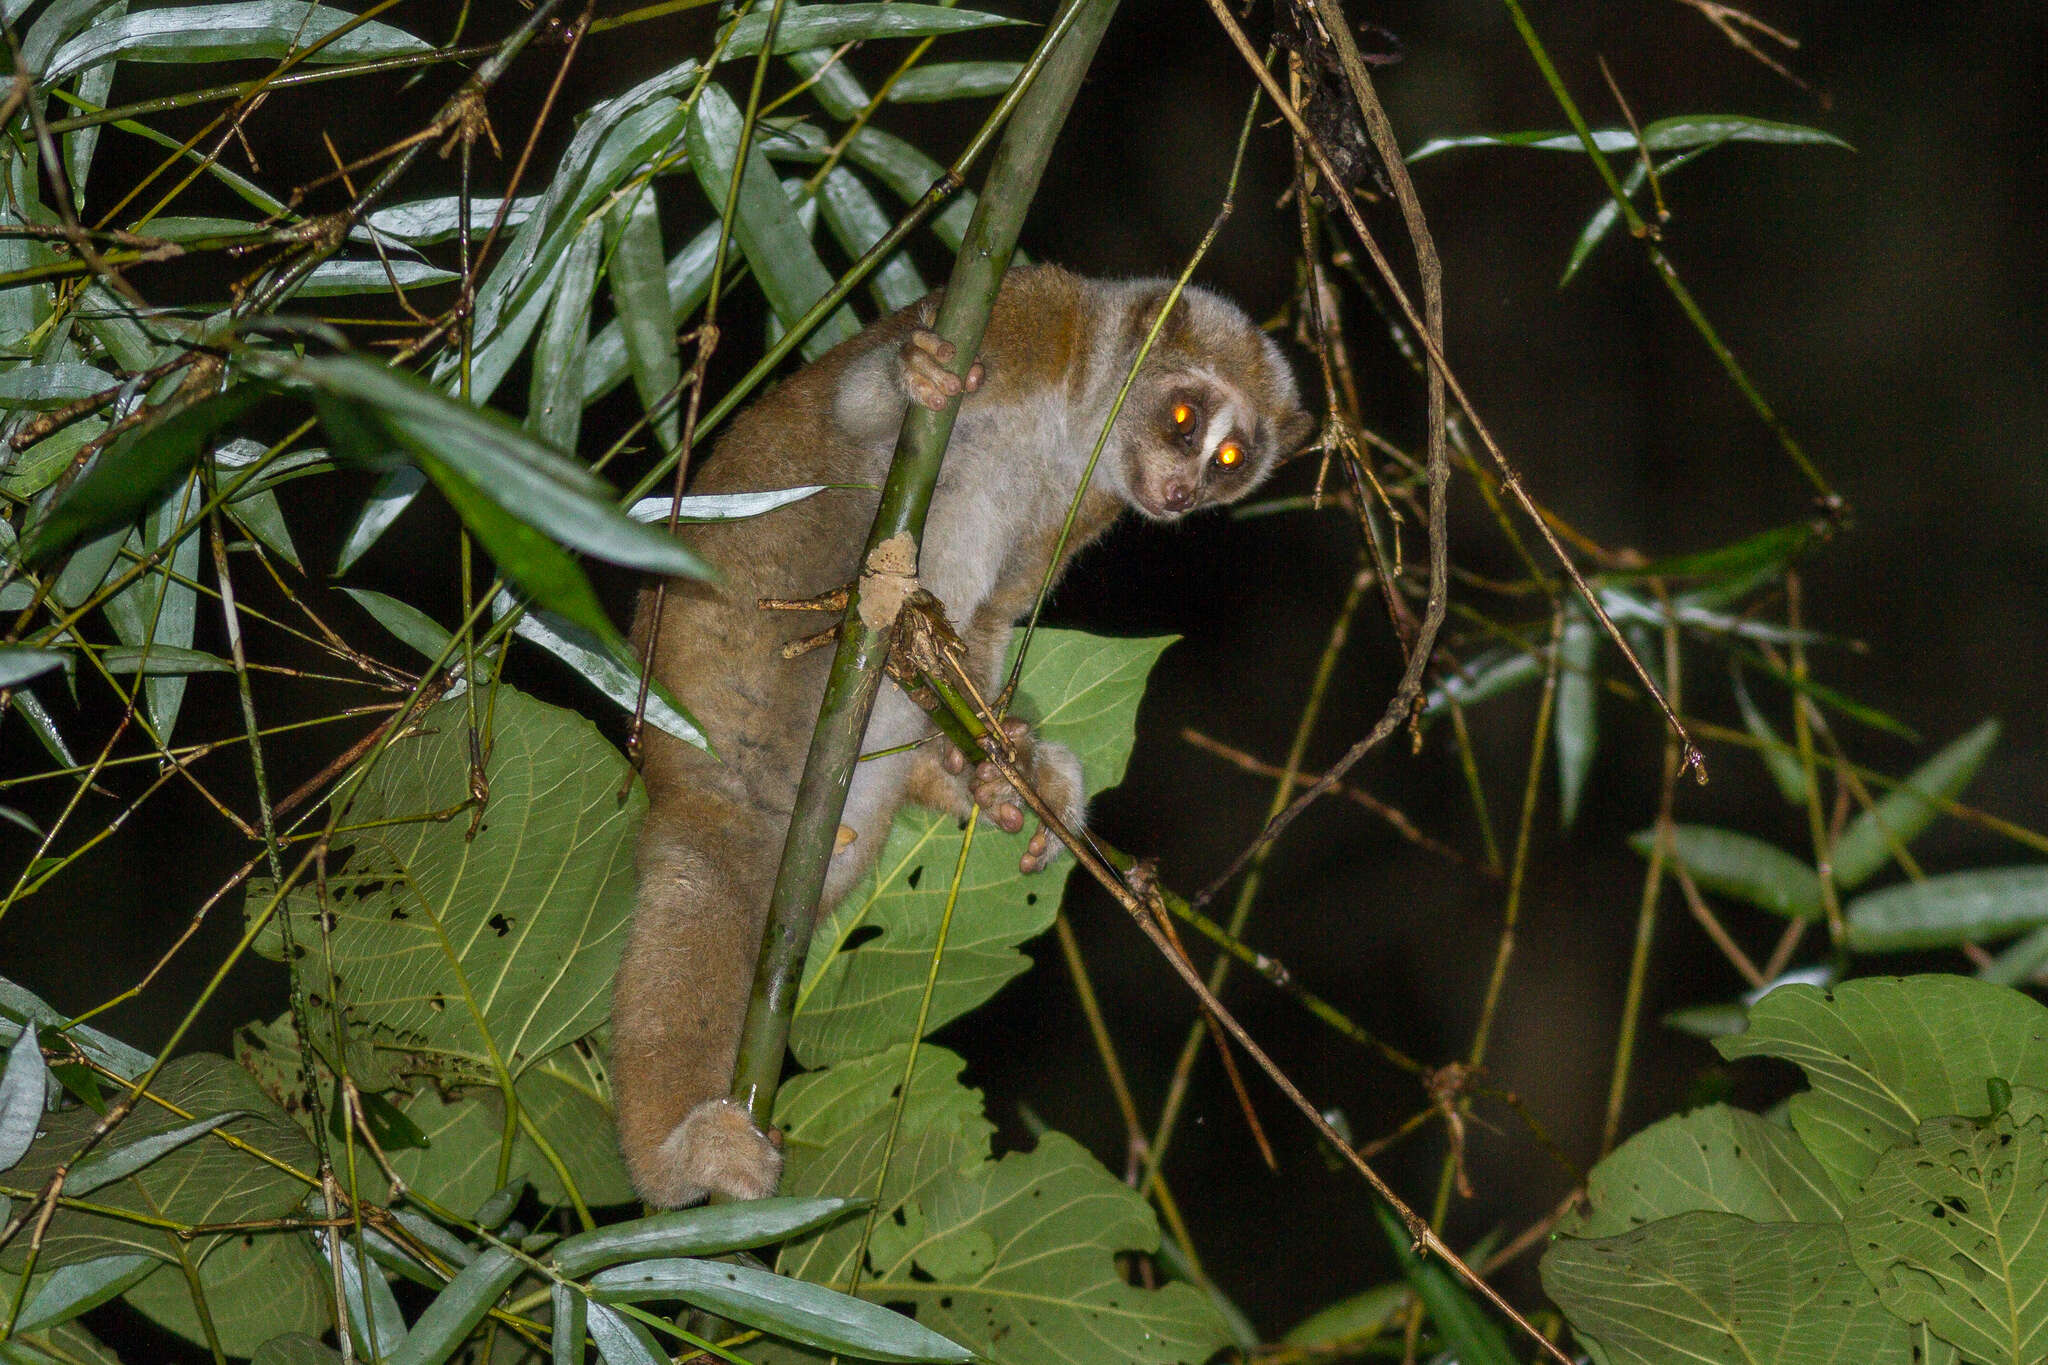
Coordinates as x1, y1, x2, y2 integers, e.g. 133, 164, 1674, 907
0, 0, 2041, 1363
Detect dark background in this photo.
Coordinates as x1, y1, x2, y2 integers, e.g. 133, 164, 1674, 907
4, 0, 2042, 1342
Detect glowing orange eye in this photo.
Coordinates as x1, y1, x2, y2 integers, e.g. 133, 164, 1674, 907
1171, 403, 1194, 429
1216, 443, 1243, 467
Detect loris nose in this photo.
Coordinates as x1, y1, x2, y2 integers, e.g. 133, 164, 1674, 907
1161, 480, 1194, 511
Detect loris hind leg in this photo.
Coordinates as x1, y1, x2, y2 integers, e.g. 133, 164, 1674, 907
612, 829, 782, 1205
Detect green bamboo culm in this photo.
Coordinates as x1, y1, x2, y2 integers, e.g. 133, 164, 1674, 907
726, 0, 1125, 1131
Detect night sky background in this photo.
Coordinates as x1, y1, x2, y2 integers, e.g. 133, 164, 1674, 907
3, 0, 2041, 1343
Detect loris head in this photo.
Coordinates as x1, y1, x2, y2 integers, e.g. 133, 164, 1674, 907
1110, 284, 1313, 522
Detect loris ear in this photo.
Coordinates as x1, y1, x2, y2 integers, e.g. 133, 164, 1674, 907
1275, 405, 1317, 459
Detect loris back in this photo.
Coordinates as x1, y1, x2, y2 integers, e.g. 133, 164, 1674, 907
612, 264, 1310, 1206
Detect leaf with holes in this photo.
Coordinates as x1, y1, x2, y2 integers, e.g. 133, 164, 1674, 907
792, 632, 1173, 1066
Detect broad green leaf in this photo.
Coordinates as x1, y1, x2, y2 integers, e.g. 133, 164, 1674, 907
593, 1260, 971, 1362
96, 644, 232, 675
251, 1332, 344, 1365
1628, 823, 1823, 919
527, 219, 605, 453
686, 83, 859, 361
603, 187, 681, 451
249, 686, 637, 1081
21, 384, 264, 560
363, 196, 541, 246
335, 465, 425, 575
339, 586, 454, 665
43, 3, 431, 81
886, 61, 1022, 103
1373, 1204, 1512, 1365
817, 167, 926, 311
298, 356, 712, 579
497, 593, 707, 750
1554, 606, 1597, 829
1847, 866, 2048, 952
1734, 667, 1809, 805
553, 1199, 861, 1276
775, 1045, 1226, 1365
1717, 976, 2048, 1193
0, 650, 67, 689
385, 1246, 521, 1365
725, 3, 1018, 56
1409, 114, 1850, 162
1833, 720, 1998, 889
1846, 1099, 2048, 1365
295, 258, 458, 297
1542, 1212, 1913, 1365
0, 364, 114, 408
793, 633, 1174, 1065
0, 1024, 48, 1171
1571, 1104, 1842, 1238
66, 1111, 244, 1194
12, 1253, 155, 1332
627, 486, 827, 524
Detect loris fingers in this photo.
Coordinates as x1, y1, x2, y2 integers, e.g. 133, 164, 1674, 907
901, 328, 985, 411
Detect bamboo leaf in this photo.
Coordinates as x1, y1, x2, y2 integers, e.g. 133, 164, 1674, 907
14, 1253, 157, 1333
295, 259, 459, 297
1409, 114, 1851, 162
603, 188, 681, 451
0, 364, 117, 409
591, 1259, 972, 1363
1629, 824, 1824, 920
626, 485, 826, 523
725, 3, 1019, 56
335, 465, 425, 575
1846, 867, 2048, 952
386, 1247, 521, 1365
1374, 1204, 1514, 1365
886, 60, 1023, 102
582, 223, 718, 405
495, 591, 707, 749
552, 1199, 861, 1277
338, 587, 454, 664
362, 196, 541, 246
1733, 666, 1810, 805
322, 1234, 406, 1362
584, 1302, 667, 1365
0, 1024, 48, 1172
44, 2, 431, 81
0, 649, 68, 689
818, 168, 926, 310
66, 1112, 244, 1195
1554, 607, 1598, 829
95, 645, 232, 675
1833, 720, 1999, 890
527, 220, 605, 454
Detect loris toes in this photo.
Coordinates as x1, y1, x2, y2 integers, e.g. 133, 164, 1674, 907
902, 328, 976, 411
1020, 826, 1060, 874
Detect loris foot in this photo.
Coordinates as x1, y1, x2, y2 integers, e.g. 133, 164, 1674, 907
653, 1097, 783, 1205
944, 717, 1086, 873
901, 328, 984, 411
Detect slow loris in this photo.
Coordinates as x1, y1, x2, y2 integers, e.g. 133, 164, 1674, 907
611, 264, 1311, 1205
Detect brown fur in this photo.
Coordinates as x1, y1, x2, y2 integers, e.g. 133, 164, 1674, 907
611, 265, 1309, 1205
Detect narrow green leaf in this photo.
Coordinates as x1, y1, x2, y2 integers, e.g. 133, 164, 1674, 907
818, 167, 926, 310
103, 480, 205, 741
549, 1282, 584, 1365
1559, 144, 1715, 287
67, 1111, 244, 1195
1282, 1283, 1406, 1348
626, 486, 826, 524
1742, 655, 1919, 741
1847, 867, 2048, 952
552, 1198, 860, 1276
324, 1234, 406, 1362
335, 465, 424, 575
1373, 1205, 1514, 1365
1983, 924, 2048, 987
15, 1253, 156, 1332
527, 219, 604, 453
724, 3, 1019, 57
0, 976, 151, 1079
1629, 824, 1824, 919
416, 455, 622, 649
299, 357, 713, 579
1733, 667, 1810, 805
295, 259, 459, 298
1408, 115, 1850, 162
44, 3, 431, 81
603, 188, 681, 451
590, 1258, 972, 1363
582, 223, 718, 405
385, 1246, 521, 1365
362, 196, 541, 247
0, 649, 68, 689
886, 60, 1023, 103
583, 1303, 666, 1365
2, 419, 108, 501
1617, 522, 1818, 581
0, 1024, 49, 1172
21, 384, 265, 560
0, 364, 116, 409
495, 592, 706, 749
1423, 648, 1542, 715
96, 645, 232, 675
1833, 720, 1999, 890
685, 83, 859, 360
338, 587, 454, 664
224, 487, 303, 570
1554, 608, 1598, 828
